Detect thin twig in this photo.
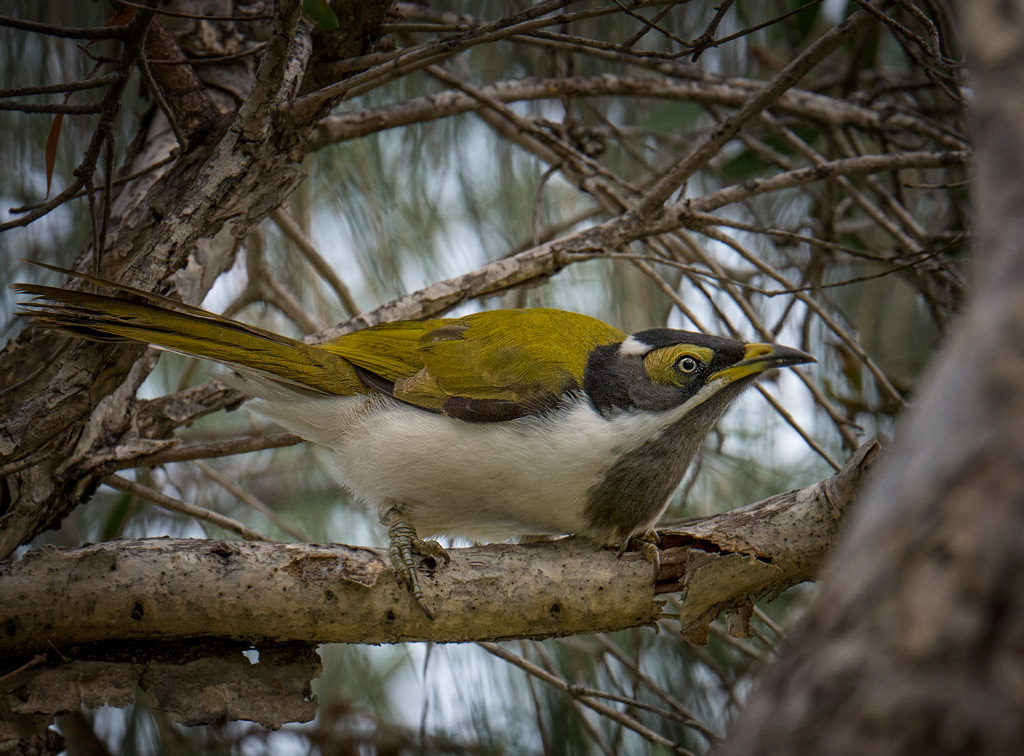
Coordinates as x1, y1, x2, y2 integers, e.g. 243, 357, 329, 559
111, 432, 303, 471
10, 154, 177, 213
138, 51, 188, 148
270, 209, 361, 318
0, 15, 131, 40
103, 474, 277, 542
194, 460, 310, 541
478, 642, 696, 756
0, 71, 124, 98
594, 634, 721, 743
112, 0, 274, 22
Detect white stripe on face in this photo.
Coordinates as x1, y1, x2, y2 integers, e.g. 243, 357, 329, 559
618, 335, 649, 356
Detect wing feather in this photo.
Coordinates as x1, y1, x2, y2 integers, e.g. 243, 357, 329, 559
326, 309, 624, 421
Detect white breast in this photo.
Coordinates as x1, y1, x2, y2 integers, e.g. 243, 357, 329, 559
235, 374, 685, 542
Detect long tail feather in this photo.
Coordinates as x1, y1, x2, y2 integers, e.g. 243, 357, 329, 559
13, 267, 363, 396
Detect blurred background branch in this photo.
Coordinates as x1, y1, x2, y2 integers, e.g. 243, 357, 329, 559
0, 0, 968, 753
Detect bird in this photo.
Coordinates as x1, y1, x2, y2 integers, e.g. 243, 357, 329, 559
15, 264, 814, 616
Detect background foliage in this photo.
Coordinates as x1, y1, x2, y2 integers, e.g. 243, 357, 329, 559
0, 1, 967, 753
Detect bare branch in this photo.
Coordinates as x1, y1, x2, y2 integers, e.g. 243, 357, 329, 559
0, 441, 878, 655
270, 209, 362, 318
110, 431, 303, 471
104, 474, 276, 542
308, 74, 965, 152
0, 71, 124, 98
636, 4, 879, 215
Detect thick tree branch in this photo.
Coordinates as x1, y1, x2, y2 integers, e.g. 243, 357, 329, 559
0, 441, 877, 659
2, 643, 321, 730
0, 442, 876, 731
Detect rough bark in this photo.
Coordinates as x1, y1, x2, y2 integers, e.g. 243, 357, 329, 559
0, 0, 393, 562
0, 443, 875, 728
0, 1, 965, 578
3, 643, 320, 730
660, 441, 878, 642
716, 2, 1024, 753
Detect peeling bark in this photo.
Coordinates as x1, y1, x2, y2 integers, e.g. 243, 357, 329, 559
658, 441, 878, 643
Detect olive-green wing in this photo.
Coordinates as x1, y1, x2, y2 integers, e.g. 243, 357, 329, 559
324, 308, 625, 421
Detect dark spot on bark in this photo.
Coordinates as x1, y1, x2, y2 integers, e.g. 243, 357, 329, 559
5, 620, 16, 637
386, 610, 396, 622
550, 603, 563, 618
211, 545, 234, 560
130, 602, 144, 621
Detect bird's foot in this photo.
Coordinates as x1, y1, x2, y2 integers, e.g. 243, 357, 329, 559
624, 531, 661, 573
384, 509, 451, 619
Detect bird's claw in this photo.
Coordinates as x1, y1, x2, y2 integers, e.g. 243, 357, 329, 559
625, 532, 661, 574
385, 510, 450, 619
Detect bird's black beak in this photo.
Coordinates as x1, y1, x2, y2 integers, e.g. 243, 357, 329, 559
708, 342, 815, 385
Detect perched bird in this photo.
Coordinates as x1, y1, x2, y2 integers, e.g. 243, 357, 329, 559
15, 265, 814, 615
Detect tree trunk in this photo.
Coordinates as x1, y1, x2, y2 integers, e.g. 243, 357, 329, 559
0, 0, 392, 560
717, 2, 1024, 753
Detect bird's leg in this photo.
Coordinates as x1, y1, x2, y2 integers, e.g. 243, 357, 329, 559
623, 531, 661, 574
382, 506, 451, 619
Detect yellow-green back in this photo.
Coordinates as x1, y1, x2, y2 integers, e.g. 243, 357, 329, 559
325, 308, 626, 410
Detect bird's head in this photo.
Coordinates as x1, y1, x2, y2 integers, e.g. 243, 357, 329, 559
583, 329, 815, 420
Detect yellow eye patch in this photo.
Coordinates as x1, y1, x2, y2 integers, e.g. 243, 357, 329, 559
644, 345, 714, 386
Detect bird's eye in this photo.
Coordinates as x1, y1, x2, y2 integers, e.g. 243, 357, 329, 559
676, 356, 700, 374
